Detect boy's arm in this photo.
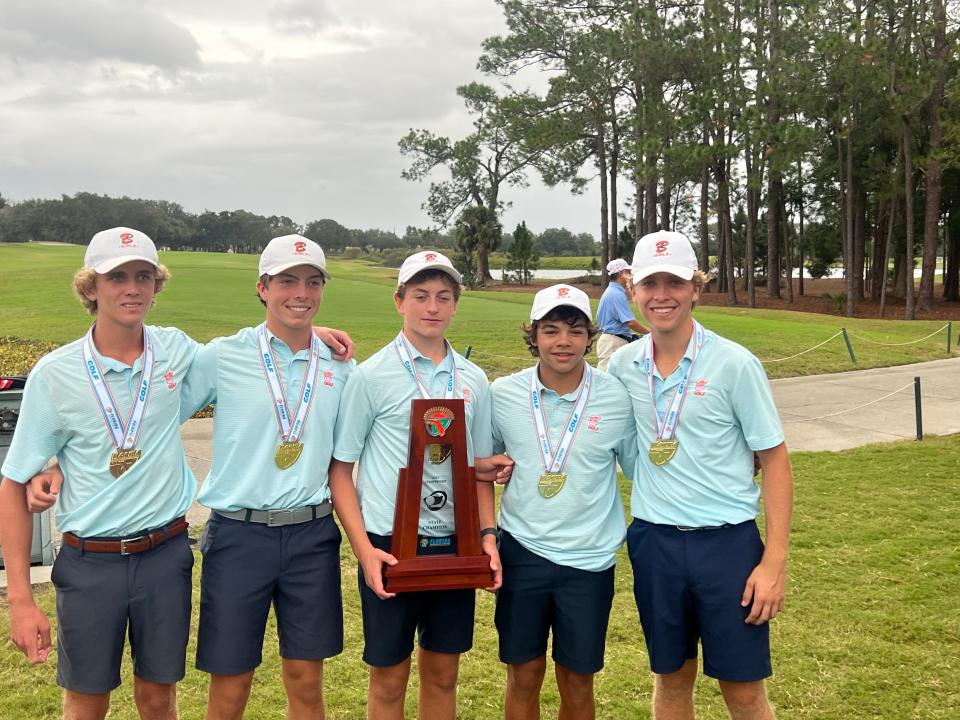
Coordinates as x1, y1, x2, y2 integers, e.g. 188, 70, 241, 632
314, 327, 354, 362
476, 474, 502, 591
328, 459, 397, 600
0, 478, 52, 663
742, 442, 793, 625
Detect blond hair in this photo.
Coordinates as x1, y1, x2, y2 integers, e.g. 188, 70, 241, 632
73, 264, 171, 315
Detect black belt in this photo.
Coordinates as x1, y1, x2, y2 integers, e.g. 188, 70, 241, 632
602, 332, 635, 343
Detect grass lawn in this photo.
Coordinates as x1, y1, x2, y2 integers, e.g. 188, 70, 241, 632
0, 244, 956, 379
1, 435, 958, 718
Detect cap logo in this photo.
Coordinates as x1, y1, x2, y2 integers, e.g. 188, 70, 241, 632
120, 232, 134, 246
655, 240, 670, 256
294, 241, 307, 254
424, 253, 437, 262
556, 287, 570, 297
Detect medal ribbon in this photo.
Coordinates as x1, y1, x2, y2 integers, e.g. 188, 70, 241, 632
256, 324, 321, 443
529, 364, 593, 474
393, 332, 457, 399
641, 320, 704, 442
82, 325, 155, 451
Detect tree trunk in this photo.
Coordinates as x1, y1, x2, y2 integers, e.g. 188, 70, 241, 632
919, 0, 947, 310
845, 130, 856, 316
700, 154, 710, 280
903, 118, 915, 320
944, 211, 959, 301
871, 198, 889, 300
853, 182, 867, 300
598, 122, 610, 287
767, 176, 782, 298
609, 92, 620, 266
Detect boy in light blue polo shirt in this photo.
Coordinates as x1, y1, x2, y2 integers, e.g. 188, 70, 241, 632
607, 230, 793, 720
330, 250, 509, 720
489, 283, 637, 720
0, 227, 198, 720
178, 234, 353, 719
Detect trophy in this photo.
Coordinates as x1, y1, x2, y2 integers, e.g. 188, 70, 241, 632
383, 398, 493, 592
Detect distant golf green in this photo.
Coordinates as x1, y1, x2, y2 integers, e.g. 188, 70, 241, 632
0, 243, 955, 378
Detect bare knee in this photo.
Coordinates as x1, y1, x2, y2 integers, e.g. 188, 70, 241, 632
282, 658, 324, 708
507, 657, 547, 699
133, 680, 177, 720
418, 649, 460, 694
369, 662, 412, 707
206, 672, 255, 719
655, 659, 698, 703
719, 679, 772, 719
63, 691, 111, 720
555, 664, 593, 702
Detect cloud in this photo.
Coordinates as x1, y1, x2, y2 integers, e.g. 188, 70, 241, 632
1, 0, 201, 69
268, 0, 337, 36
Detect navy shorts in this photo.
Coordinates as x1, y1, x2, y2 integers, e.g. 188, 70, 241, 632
495, 531, 614, 675
359, 532, 475, 668
627, 518, 771, 681
196, 512, 343, 675
52, 530, 193, 694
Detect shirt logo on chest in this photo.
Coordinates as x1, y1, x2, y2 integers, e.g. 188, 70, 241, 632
693, 379, 708, 397
164, 370, 177, 389
462, 386, 472, 405
323, 370, 334, 387
587, 415, 601, 432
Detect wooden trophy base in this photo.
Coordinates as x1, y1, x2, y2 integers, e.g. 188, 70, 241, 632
383, 554, 493, 592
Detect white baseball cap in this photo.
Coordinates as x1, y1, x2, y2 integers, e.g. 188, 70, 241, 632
530, 284, 593, 322
397, 250, 462, 286
606, 258, 631, 275
259, 234, 329, 279
84, 227, 158, 273
631, 230, 699, 283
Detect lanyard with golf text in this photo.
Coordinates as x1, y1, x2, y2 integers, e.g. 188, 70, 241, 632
393, 332, 457, 400
257, 323, 321, 469
642, 320, 704, 466
529, 364, 592, 498
83, 325, 155, 478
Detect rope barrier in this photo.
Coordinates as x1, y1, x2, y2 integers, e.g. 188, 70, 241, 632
782, 381, 915, 423
847, 323, 950, 347
759, 331, 845, 363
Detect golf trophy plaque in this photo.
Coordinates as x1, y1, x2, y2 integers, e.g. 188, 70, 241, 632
383, 398, 493, 592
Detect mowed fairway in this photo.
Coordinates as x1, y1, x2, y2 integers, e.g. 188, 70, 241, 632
0, 243, 955, 379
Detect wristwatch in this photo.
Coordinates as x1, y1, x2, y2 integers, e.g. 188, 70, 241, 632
480, 527, 499, 540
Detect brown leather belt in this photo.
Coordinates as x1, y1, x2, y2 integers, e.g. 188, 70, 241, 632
62, 517, 189, 555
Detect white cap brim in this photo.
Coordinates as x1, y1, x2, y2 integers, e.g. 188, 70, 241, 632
632, 264, 695, 283
262, 260, 330, 280
397, 262, 462, 286
90, 255, 159, 273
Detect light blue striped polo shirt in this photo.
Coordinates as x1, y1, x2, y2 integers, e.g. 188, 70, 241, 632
332, 335, 493, 537
607, 325, 784, 528
491, 365, 636, 572
1, 326, 200, 537
181, 326, 353, 512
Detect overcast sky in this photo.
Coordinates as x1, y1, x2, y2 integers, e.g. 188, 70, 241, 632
0, 0, 603, 237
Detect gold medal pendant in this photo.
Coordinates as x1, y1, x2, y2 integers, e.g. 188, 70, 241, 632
648, 439, 679, 466
109, 449, 142, 478
428, 443, 452, 465
275, 441, 304, 470
538, 472, 566, 498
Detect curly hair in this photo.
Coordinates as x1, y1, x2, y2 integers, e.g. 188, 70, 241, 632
73, 264, 171, 316
521, 306, 599, 357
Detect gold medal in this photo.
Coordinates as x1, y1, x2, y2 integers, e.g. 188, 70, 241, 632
275, 441, 304, 469
538, 472, 566, 498
109, 448, 142, 478
648, 439, 679, 466
428, 443, 452, 464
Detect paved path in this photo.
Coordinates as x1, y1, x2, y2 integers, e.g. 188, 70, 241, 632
4, 355, 958, 589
